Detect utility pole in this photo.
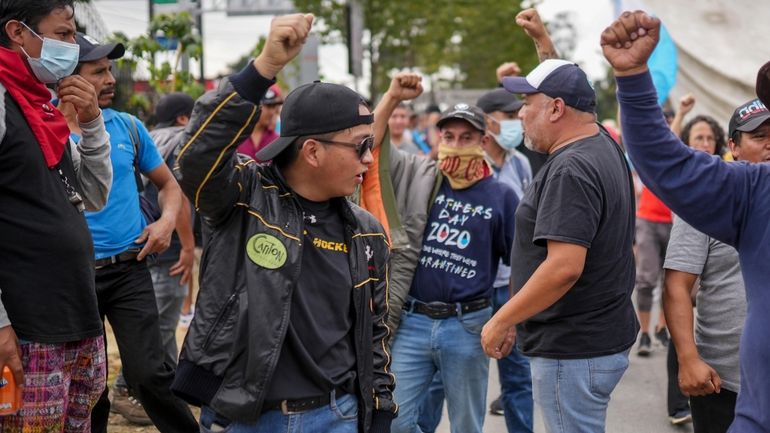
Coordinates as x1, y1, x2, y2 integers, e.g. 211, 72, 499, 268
197, 0, 205, 83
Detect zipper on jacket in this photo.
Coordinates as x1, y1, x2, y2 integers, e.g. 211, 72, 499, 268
201, 291, 238, 352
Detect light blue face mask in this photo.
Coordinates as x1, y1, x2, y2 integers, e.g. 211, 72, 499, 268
491, 119, 524, 151
19, 22, 79, 84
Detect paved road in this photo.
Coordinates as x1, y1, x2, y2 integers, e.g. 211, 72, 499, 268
435, 343, 693, 433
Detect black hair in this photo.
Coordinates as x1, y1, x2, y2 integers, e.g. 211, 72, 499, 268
0, 0, 75, 48
680, 114, 726, 156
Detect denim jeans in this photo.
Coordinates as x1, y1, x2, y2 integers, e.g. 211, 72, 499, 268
493, 284, 534, 433
391, 300, 492, 433
529, 350, 630, 433
199, 392, 358, 433
416, 286, 533, 433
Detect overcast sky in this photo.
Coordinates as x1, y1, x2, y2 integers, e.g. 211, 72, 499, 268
93, 0, 615, 90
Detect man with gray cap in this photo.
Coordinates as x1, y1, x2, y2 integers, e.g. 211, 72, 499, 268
481, 59, 638, 433
64, 32, 195, 433
171, 14, 397, 433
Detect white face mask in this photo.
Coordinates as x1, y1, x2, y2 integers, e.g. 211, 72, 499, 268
19, 22, 79, 84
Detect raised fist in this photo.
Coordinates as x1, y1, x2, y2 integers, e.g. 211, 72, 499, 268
678, 94, 695, 116
387, 72, 423, 102
516, 8, 549, 41
496, 62, 521, 84
254, 14, 314, 79
600, 10, 661, 77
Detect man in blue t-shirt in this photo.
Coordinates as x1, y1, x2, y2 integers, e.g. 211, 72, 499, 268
65, 33, 196, 433
371, 74, 519, 433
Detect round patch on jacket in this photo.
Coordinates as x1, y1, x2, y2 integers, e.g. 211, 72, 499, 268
246, 233, 287, 269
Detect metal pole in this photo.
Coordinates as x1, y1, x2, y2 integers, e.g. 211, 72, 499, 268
197, 0, 205, 83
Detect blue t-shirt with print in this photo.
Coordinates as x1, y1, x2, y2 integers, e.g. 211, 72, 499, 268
76, 108, 164, 259
410, 176, 518, 303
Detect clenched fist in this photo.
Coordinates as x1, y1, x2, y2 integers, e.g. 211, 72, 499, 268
600, 11, 661, 77
254, 14, 314, 79
386, 72, 423, 102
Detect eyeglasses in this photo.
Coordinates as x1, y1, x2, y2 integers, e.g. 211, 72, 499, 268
315, 135, 374, 159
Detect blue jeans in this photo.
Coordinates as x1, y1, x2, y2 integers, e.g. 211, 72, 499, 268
494, 284, 534, 433
199, 392, 358, 433
416, 286, 533, 433
391, 300, 492, 433
530, 350, 630, 433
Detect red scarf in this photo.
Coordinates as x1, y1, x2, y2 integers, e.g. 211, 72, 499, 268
0, 46, 69, 168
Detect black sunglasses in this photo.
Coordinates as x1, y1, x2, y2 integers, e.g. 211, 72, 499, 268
315, 136, 374, 159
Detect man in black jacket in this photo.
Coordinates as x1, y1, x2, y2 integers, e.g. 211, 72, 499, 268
172, 13, 397, 433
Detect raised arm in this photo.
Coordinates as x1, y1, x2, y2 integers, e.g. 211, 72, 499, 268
669, 94, 695, 137
516, 8, 559, 62
602, 11, 757, 246
177, 14, 313, 224
373, 72, 423, 151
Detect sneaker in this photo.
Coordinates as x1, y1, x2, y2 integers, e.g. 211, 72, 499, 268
111, 386, 153, 426
489, 396, 504, 416
179, 305, 195, 328
670, 409, 693, 425
637, 332, 652, 357
655, 327, 670, 348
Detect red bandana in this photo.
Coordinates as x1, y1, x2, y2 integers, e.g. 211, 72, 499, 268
0, 46, 70, 168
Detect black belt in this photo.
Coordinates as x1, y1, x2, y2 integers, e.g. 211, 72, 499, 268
261, 388, 346, 415
405, 298, 490, 320
94, 249, 140, 269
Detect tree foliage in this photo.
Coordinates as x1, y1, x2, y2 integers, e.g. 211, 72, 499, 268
110, 12, 204, 113
291, 0, 541, 99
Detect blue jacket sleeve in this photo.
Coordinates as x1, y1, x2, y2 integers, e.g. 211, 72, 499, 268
616, 71, 759, 248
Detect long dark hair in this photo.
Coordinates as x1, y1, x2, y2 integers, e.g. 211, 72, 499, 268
680, 114, 726, 156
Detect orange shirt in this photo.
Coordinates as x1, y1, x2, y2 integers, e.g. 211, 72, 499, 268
637, 187, 672, 223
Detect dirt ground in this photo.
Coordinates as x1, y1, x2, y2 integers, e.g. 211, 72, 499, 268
104, 321, 199, 433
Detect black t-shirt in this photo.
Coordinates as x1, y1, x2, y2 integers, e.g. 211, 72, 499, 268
0, 93, 102, 343
511, 132, 639, 358
516, 142, 549, 175
265, 196, 356, 401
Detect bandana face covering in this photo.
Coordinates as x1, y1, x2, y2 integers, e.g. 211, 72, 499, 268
437, 144, 491, 190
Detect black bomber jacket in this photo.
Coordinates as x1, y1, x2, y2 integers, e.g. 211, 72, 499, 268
170, 64, 397, 433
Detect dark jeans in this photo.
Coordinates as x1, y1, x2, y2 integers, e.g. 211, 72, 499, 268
690, 388, 737, 433
90, 260, 197, 433
667, 342, 690, 416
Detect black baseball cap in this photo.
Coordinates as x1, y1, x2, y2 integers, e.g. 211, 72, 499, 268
75, 32, 125, 62
728, 98, 770, 140
436, 103, 486, 132
476, 88, 523, 114
155, 92, 195, 127
503, 59, 596, 113
255, 81, 372, 161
